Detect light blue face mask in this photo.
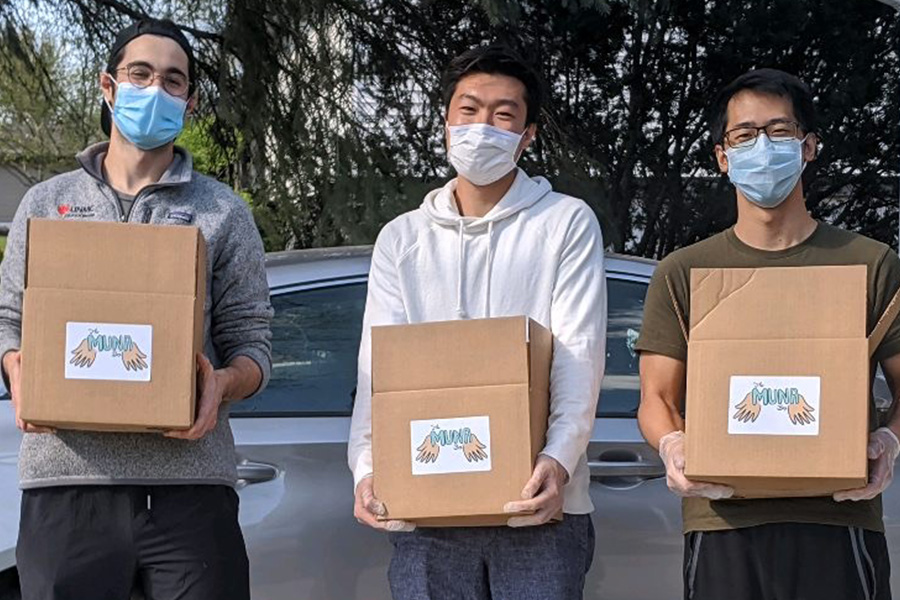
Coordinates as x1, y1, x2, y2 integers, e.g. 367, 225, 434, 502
107, 80, 187, 150
725, 134, 807, 209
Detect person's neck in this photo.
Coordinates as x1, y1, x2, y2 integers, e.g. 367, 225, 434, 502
454, 169, 517, 218
732, 185, 818, 251
102, 131, 175, 196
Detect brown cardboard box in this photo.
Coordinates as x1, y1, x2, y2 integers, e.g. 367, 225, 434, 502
682, 265, 900, 498
371, 316, 552, 526
19, 219, 206, 432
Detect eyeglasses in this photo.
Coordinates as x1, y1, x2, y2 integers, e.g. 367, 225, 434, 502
112, 63, 189, 97
724, 121, 802, 149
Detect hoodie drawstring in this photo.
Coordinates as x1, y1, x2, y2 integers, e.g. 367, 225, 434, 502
456, 220, 495, 319
485, 221, 494, 318
456, 222, 467, 318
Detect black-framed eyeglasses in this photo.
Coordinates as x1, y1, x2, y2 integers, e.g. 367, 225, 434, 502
112, 63, 189, 97
724, 120, 802, 149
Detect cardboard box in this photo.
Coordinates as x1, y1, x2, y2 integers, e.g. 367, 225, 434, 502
19, 219, 206, 432
682, 265, 900, 498
372, 316, 552, 526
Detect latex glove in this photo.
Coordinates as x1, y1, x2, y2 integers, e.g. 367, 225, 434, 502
659, 430, 734, 500
834, 427, 900, 502
353, 476, 416, 532
503, 454, 567, 527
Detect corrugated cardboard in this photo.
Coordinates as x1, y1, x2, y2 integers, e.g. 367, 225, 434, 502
682, 266, 900, 498
19, 219, 206, 431
372, 317, 552, 526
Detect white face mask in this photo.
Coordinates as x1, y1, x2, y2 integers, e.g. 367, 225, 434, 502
447, 123, 524, 186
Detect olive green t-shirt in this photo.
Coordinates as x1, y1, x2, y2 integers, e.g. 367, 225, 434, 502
635, 223, 900, 533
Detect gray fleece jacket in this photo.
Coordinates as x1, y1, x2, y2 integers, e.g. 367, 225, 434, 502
0, 142, 273, 489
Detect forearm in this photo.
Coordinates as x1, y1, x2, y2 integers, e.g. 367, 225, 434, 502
637, 353, 687, 449
637, 394, 684, 450
219, 355, 263, 402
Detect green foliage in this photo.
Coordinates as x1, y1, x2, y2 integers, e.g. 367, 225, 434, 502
7, 0, 900, 256
0, 16, 98, 184
207, 0, 900, 254
176, 117, 236, 178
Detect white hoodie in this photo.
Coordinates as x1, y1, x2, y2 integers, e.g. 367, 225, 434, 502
348, 169, 607, 515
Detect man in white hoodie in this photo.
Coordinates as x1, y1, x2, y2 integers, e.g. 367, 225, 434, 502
348, 44, 607, 599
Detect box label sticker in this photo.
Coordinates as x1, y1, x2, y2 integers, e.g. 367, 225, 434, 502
65, 322, 152, 382
410, 416, 492, 476
728, 376, 820, 436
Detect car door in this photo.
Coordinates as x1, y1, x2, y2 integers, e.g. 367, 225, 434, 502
229, 278, 393, 600
585, 273, 684, 600
0, 398, 21, 586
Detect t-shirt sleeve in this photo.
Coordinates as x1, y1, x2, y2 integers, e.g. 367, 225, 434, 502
872, 247, 900, 362
634, 257, 689, 362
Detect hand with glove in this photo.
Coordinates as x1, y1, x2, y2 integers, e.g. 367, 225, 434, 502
834, 427, 900, 502
353, 475, 416, 532
658, 430, 735, 500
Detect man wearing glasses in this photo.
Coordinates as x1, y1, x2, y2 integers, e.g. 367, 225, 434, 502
0, 18, 273, 600
636, 69, 900, 599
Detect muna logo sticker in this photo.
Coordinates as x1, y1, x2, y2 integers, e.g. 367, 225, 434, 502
410, 416, 492, 476
65, 322, 152, 382
728, 376, 820, 436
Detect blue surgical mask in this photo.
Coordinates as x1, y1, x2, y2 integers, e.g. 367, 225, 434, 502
106, 80, 187, 150
725, 134, 807, 209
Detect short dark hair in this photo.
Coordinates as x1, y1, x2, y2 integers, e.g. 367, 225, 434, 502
441, 44, 544, 125
710, 68, 817, 144
101, 18, 196, 137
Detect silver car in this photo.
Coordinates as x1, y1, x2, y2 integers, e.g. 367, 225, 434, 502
0, 246, 898, 599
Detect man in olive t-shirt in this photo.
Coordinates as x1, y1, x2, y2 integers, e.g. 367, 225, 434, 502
636, 69, 900, 600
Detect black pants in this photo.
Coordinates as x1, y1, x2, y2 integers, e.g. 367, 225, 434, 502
684, 523, 892, 600
16, 485, 249, 600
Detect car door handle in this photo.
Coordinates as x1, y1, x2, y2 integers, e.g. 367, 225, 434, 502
588, 460, 665, 479
236, 461, 279, 485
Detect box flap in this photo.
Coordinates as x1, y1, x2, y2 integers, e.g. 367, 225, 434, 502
26, 219, 201, 296
869, 285, 900, 357
372, 317, 531, 393
690, 266, 866, 341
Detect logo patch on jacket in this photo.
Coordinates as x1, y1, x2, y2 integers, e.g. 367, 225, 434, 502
57, 204, 96, 218
166, 210, 194, 223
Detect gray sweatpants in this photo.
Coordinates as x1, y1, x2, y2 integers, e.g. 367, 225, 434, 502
387, 514, 595, 600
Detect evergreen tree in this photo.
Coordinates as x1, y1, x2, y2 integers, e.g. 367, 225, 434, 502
13, 0, 900, 255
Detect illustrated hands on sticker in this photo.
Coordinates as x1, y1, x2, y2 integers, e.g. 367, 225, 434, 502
788, 396, 816, 426
415, 424, 489, 464
731, 380, 815, 428
121, 344, 148, 371
69, 329, 148, 372
462, 434, 488, 462
732, 391, 762, 423
416, 435, 441, 463
69, 338, 97, 368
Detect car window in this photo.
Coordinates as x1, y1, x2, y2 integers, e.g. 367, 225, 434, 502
597, 277, 647, 417
230, 283, 366, 417
231, 275, 649, 418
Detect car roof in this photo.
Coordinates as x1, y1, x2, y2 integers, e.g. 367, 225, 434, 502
266, 245, 656, 289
